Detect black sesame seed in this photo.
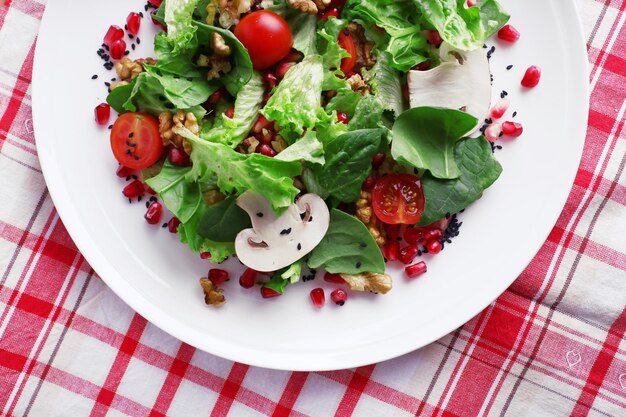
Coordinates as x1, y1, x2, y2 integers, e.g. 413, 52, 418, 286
138, 196, 143, 202
108, 125, 113, 130
137, 37, 141, 44
308, 216, 313, 222
131, 44, 136, 50
512, 111, 517, 118
145, 201, 150, 208
165, 103, 174, 109
126, 176, 131, 181
129, 132, 134, 138
173, 75, 180, 79
158, 95, 166, 102
124, 24, 128, 30
256, 212, 264, 217
104, 81, 111, 87
297, 243, 302, 250
139, 11, 144, 17
162, 223, 168, 228
355, 261, 362, 269
157, 70, 163, 76
506, 64, 513, 70
129, 198, 132, 203
132, 175, 138, 180
91, 74, 98, 79
125, 149, 131, 155
359, 242, 367, 248
128, 34, 134, 40
186, 77, 193, 82
150, 196, 157, 202
134, 155, 139, 160
280, 228, 292, 235
124, 50, 130, 56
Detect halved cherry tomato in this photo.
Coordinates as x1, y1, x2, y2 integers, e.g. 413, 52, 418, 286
372, 173, 425, 225
338, 30, 357, 75
234, 10, 293, 70
110, 112, 163, 170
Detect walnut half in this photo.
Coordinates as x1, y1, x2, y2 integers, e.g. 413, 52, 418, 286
199, 278, 225, 306
158, 111, 198, 155
288, 0, 318, 14
356, 191, 386, 246
340, 272, 392, 294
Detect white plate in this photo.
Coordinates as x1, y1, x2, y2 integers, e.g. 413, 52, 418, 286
32, 0, 589, 371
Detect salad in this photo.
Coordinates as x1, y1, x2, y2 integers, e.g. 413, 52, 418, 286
94, 0, 537, 308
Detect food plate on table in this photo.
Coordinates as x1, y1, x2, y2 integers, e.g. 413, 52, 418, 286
32, 0, 588, 371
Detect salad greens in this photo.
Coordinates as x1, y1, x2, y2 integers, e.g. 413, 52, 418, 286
107, 0, 510, 299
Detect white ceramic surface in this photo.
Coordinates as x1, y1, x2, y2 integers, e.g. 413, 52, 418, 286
32, 0, 589, 371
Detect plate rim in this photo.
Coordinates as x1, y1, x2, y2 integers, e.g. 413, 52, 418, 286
31, 0, 590, 371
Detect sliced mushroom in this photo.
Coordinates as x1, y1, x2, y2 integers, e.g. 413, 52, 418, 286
408, 44, 492, 131
234, 192, 330, 272
340, 272, 392, 294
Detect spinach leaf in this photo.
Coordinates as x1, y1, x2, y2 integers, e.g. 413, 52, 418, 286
178, 200, 236, 261
143, 65, 218, 110
348, 95, 385, 131
309, 128, 383, 203
419, 135, 502, 225
197, 196, 251, 242
308, 209, 385, 274
391, 107, 477, 180
325, 88, 363, 119
145, 161, 202, 223
106, 83, 134, 114
413, 0, 509, 51
289, 13, 318, 56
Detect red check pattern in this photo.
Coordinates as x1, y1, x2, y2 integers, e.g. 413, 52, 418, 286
2, 0, 626, 416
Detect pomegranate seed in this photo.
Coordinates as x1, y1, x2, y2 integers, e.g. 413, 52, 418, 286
405, 261, 427, 278
415, 61, 431, 71
167, 217, 181, 233
324, 272, 345, 284
337, 111, 349, 124
261, 286, 281, 298
208, 268, 229, 285
94, 103, 110, 125
372, 153, 386, 170
239, 268, 257, 289
258, 143, 277, 157
276, 61, 295, 78
521, 65, 541, 88
384, 241, 400, 262
200, 252, 211, 259
424, 228, 443, 242
427, 30, 442, 47
399, 245, 419, 265
263, 92, 272, 104
103, 25, 124, 47
126, 12, 141, 35
425, 239, 442, 255
320, 8, 340, 21
330, 288, 348, 306
330, 0, 346, 7
385, 224, 401, 240
144, 201, 163, 225
257, 128, 275, 144
490, 98, 510, 119
501, 121, 524, 137
116, 165, 134, 178
497, 24, 520, 43
110, 39, 127, 60
224, 106, 235, 119
168, 147, 190, 166
466, 0, 476, 6
485, 123, 502, 142
310, 288, 325, 308
262, 71, 278, 90
122, 180, 144, 198
208, 88, 224, 105
361, 174, 376, 190
148, 0, 162, 6
253, 115, 272, 133
404, 227, 424, 245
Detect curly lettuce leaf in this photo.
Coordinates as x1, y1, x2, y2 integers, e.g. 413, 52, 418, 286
413, 0, 509, 51
316, 18, 350, 90
365, 51, 404, 117
165, 0, 199, 53
261, 55, 324, 138
177, 127, 302, 213
275, 130, 325, 165
201, 72, 265, 147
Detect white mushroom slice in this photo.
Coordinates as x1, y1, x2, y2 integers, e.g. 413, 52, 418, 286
234, 192, 330, 272
408, 45, 491, 131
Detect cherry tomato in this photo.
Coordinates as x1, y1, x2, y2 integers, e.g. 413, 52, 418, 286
338, 30, 357, 75
234, 10, 293, 70
110, 112, 163, 170
372, 173, 425, 225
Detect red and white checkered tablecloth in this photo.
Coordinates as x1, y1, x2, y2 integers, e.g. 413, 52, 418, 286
1, 0, 626, 416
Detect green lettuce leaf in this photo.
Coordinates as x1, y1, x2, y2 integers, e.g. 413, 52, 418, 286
201, 72, 265, 147
316, 18, 350, 90
261, 55, 324, 138
145, 161, 202, 223
391, 107, 477, 179
413, 0, 509, 51
165, 0, 199, 53
289, 13, 318, 56
197, 196, 251, 242
275, 130, 325, 165
178, 127, 302, 213
348, 95, 385, 131
281, 259, 304, 284
365, 51, 404, 117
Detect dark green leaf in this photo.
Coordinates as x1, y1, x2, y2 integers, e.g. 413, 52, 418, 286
391, 107, 478, 179
145, 161, 202, 223
197, 196, 252, 242
308, 209, 385, 274
419, 136, 502, 225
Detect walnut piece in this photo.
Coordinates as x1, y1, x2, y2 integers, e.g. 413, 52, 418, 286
114, 57, 157, 82
212, 32, 232, 56
237, 137, 260, 154
356, 191, 386, 246
109, 80, 129, 91
346, 23, 377, 69
199, 278, 225, 306
340, 272, 392, 294
203, 189, 226, 206
271, 136, 288, 153
288, 0, 318, 14
347, 74, 370, 95
313, 0, 330, 10
158, 111, 198, 155
207, 55, 232, 81
216, 0, 254, 28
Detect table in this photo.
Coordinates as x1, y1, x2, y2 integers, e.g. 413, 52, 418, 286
1, 0, 625, 415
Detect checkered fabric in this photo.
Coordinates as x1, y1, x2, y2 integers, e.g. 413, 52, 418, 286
1, 0, 626, 416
